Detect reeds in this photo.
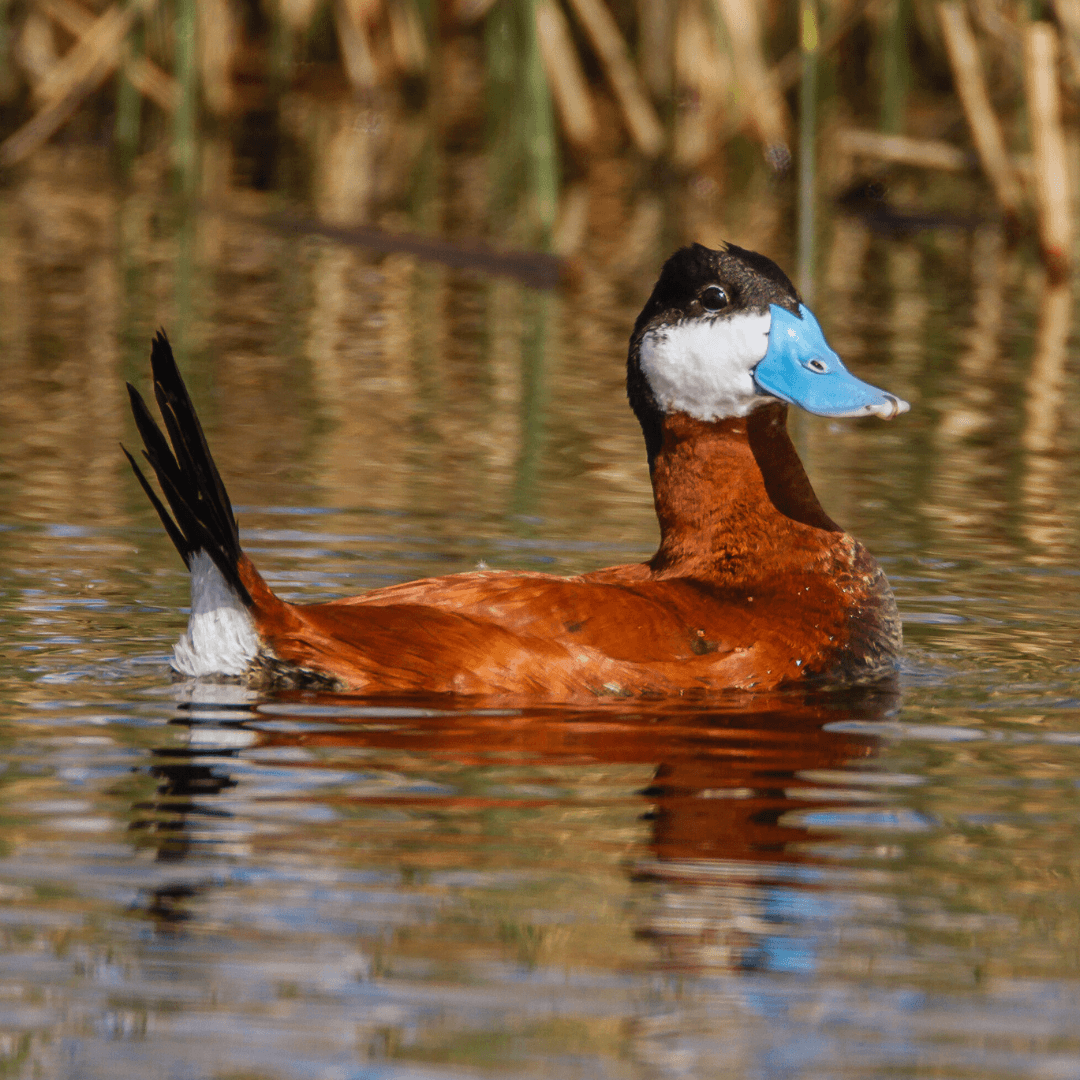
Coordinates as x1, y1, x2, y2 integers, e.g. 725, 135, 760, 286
1024, 21, 1071, 279
172, 0, 197, 191
937, 1, 1023, 228
0, 0, 1073, 277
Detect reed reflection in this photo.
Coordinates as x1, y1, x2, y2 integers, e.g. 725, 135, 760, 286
928, 225, 1011, 544
1021, 279, 1073, 562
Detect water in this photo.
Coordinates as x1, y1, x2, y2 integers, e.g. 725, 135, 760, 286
2, 146, 1080, 1079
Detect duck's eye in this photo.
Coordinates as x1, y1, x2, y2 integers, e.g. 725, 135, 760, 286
807, 358, 828, 373
699, 285, 729, 312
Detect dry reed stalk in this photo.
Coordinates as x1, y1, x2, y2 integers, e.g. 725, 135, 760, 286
837, 128, 977, 171
535, 0, 597, 147
455, 0, 499, 23
334, 0, 379, 90
0, 54, 112, 165
345, 0, 383, 22
16, 10, 60, 87
343, 0, 383, 39
673, 0, 731, 168
1052, 0, 1080, 88
0, 0, 144, 166
937, 1, 1023, 225
40, 0, 176, 111
387, 0, 428, 76
279, 0, 321, 33
638, 0, 674, 100
710, 0, 790, 153
969, 0, 1016, 49
32, 0, 135, 105
198, 0, 238, 114
563, 0, 664, 157
1024, 22, 1071, 279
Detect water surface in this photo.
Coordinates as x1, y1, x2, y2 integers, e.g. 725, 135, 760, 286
1, 148, 1080, 1079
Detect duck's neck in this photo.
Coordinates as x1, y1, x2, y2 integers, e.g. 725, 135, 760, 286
648, 402, 841, 578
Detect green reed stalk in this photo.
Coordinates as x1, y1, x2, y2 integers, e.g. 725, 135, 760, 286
485, 0, 519, 222
521, 0, 558, 241
797, 0, 818, 303
880, 0, 910, 133
172, 0, 198, 194
115, 15, 143, 172
485, 0, 558, 245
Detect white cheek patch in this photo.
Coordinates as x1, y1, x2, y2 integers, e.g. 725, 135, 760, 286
639, 310, 773, 421
172, 550, 260, 677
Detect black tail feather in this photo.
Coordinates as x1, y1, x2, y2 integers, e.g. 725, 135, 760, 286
123, 330, 252, 606
121, 444, 194, 564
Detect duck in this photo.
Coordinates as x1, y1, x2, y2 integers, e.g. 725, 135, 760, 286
124, 241, 909, 703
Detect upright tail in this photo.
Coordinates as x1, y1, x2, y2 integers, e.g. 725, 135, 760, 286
124, 332, 261, 677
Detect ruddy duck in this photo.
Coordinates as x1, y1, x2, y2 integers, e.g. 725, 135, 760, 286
125, 242, 908, 702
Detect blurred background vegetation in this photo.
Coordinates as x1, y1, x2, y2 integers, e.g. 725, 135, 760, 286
0, 0, 1077, 283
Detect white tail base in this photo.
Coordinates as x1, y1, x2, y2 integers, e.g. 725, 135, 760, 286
172, 551, 260, 677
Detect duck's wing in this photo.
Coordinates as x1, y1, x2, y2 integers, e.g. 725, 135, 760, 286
251, 592, 768, 700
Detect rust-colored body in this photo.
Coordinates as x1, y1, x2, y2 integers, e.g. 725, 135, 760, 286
239, 404, 900, 701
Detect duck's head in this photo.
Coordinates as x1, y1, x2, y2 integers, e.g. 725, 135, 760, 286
628, 242, 908, 461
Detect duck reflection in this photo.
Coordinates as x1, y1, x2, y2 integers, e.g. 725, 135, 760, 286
136, 745, 239, 864
131, 683, 898, 964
